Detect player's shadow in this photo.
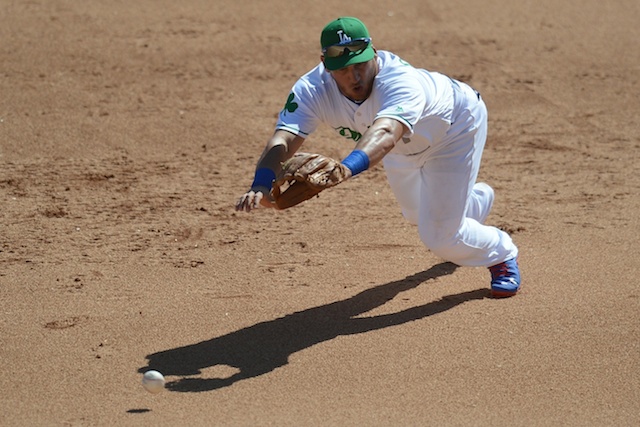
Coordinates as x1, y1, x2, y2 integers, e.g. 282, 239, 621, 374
139, 262, 489, 392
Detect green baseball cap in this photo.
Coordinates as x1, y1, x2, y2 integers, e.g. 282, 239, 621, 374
321, 17, 375, 71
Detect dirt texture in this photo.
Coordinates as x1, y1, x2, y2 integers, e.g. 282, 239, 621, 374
1, 0, 639, 426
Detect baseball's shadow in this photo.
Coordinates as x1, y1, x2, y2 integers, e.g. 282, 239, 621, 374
139, 262, 489, 392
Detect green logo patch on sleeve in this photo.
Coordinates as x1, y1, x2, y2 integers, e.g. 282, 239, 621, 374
282, 93, 299, 115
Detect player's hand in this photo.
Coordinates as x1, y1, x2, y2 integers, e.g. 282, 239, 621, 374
235, 187, 276, 212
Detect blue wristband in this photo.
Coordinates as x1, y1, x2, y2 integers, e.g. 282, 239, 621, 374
251, 168, 276, 189
341, 150, 370, 176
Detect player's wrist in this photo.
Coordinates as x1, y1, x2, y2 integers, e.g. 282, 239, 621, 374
251, 168, 276, 190
341, 150, 370, 176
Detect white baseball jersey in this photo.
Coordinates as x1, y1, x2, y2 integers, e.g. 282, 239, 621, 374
276, 50, 474, 156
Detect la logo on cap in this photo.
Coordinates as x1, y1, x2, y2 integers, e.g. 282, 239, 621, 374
337, 30, 352, 43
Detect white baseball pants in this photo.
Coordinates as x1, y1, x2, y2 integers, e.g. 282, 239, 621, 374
382, 89, 518, 267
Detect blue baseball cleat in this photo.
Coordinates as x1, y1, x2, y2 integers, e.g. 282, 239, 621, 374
489, 257, 521, 297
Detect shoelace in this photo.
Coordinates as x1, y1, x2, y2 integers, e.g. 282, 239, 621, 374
489, 261, 518, 280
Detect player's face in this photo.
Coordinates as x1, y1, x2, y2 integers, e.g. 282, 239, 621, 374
328, 58, 378, 103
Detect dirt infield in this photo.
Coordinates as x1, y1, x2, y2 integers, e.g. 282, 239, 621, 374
1, 0, 638, 425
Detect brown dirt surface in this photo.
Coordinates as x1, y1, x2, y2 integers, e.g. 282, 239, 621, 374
1, 0, 639, 426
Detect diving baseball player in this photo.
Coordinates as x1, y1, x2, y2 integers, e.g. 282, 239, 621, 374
235, 17, 521, 297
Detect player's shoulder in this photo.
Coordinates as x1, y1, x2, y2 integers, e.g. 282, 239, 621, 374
376, 50, 428, 85
376, 50, 422, 76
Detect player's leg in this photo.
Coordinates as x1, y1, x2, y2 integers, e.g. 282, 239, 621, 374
381, 154, 422, 225
416, 156, 510, 267
416, 98, 520, 295
467, 182, 494, 224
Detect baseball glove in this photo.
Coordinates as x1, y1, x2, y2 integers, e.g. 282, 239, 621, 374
271, 152, 351, 209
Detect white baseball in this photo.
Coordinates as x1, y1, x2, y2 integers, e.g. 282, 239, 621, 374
142, 370, 165, 394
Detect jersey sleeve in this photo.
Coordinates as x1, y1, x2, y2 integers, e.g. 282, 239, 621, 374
275, 79, 321, 138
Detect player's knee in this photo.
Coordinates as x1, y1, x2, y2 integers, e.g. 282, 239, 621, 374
420, 228, 461, 260
425, 239, 460, 261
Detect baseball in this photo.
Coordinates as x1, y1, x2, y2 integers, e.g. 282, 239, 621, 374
142, 370, 165, 394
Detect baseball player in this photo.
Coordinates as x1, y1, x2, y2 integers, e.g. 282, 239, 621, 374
235, 17, 521, 297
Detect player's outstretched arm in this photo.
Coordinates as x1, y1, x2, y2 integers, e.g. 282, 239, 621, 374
339, 117, 407, 177
353, 118, 406, 167
235, 130, 305, 212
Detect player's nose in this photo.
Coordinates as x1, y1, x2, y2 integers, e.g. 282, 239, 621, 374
347, 66, 361, 83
